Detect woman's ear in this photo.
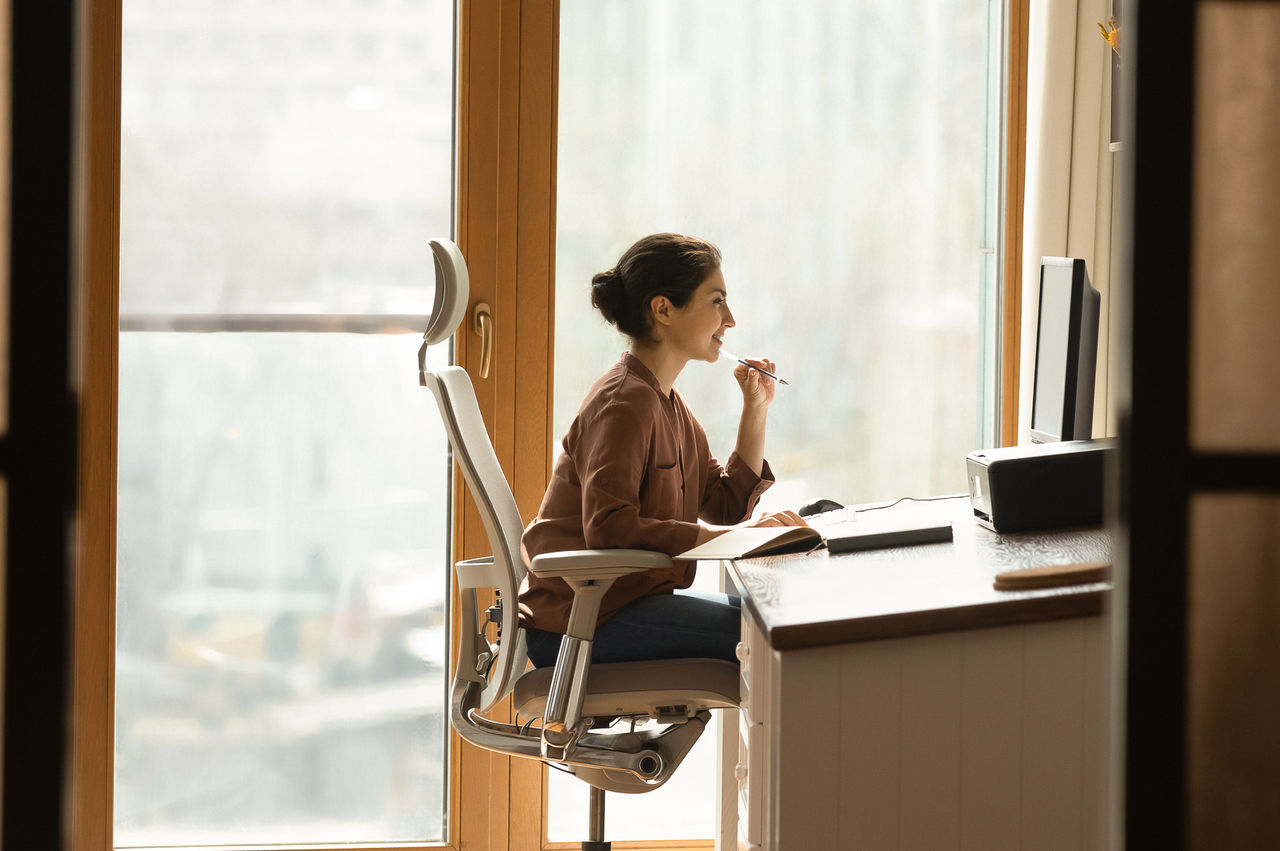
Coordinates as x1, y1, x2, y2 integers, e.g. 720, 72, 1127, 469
649, 295, 674, 327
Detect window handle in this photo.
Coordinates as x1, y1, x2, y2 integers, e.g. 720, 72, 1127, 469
472, 301, 493, 379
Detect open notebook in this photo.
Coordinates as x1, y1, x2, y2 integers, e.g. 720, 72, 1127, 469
677, 514, 953, 560
677, 525, 822, 559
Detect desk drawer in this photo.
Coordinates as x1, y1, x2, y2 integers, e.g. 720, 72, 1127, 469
737, 610, 771, 720
735, 639, 751, 715
737, 708, 765, 846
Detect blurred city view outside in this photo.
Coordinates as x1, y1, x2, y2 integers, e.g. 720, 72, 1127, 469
116, 0, 455, 846
555, 0, 1002, 509
550, 0, 1002, 841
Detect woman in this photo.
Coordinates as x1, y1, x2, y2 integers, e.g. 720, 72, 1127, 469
518, 233, 805, 667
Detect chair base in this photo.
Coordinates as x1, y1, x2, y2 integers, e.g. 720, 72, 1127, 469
582, 842, 610, 850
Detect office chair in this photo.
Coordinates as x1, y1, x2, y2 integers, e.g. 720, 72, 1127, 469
418, 239, 740, 851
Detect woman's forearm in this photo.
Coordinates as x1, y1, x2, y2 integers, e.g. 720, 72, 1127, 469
734, 406, 768, 477
693, 524, 728, 546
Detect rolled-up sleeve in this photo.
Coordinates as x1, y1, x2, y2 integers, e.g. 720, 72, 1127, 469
698, 450, 774, 525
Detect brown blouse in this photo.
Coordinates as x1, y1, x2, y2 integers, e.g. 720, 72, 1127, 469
518, 353, 773, 634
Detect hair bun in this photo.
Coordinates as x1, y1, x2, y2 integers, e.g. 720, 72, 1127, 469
590, 269, 628, 326
589, 234, 721, 341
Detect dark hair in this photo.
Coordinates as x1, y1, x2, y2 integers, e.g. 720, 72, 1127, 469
590, 233, 722, 341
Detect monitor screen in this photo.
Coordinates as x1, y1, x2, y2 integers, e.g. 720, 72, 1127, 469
1030, 257, 1100, 443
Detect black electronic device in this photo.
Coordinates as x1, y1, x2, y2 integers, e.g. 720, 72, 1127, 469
1030, 257, 1101, 444
966, 439, 1116, 533
826, 521, 953, 553
797, 497, 844, 518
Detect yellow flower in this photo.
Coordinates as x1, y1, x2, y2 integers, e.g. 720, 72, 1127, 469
1098, 18, 1121, 55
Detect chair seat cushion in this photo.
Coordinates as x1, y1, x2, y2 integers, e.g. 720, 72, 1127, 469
513, 657, 741, 719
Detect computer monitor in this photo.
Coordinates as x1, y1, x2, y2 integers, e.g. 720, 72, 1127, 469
1029, 257, 1100, 444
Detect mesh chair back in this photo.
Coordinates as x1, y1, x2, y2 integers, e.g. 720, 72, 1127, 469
421, 367, 530, 710
419, 235, 531, 711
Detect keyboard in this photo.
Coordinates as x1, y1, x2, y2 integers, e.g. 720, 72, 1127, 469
805, 505, 954, 553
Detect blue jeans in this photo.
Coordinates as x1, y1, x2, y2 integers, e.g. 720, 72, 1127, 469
524, 589, 742, 667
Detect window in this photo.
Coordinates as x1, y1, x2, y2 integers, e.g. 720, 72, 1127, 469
552, 0, 1004, 840
115, 1, 456, 845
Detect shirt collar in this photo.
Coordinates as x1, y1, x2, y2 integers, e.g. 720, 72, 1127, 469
620, 351, 673, 402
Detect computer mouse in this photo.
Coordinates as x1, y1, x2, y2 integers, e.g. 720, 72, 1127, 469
797, 498, 845, 518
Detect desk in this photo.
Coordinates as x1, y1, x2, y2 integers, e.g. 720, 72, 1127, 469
716, 496, 1112, 850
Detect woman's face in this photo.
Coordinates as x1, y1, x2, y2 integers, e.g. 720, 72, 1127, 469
663, 268, 736, 363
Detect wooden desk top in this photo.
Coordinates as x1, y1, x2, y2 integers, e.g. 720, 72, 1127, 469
723, 496, 1111, 651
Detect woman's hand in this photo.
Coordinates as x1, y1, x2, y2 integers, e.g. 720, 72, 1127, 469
745, 509, 808, 528
733, 356, 778, 411
731, 356, 779, 477
691, 509, 808, 546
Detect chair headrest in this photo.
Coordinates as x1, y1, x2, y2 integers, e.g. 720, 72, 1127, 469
424, 239, 470, 345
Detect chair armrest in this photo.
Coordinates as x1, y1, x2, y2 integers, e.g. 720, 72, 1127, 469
530, 550, 670, 641
528, 548, 672, 580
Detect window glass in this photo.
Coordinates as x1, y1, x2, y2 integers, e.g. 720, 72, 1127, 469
120, 1, 453, 316
556, 0, 1002, 512
553, 0, 1003, 841
116, 1, 455, 845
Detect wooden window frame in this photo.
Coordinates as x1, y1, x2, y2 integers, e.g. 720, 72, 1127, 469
75, 0, 121, 848
75, 1, 493, 849
1002, 0, 1030, 446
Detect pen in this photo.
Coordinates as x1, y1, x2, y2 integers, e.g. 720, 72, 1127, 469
719, 349, 790, 386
